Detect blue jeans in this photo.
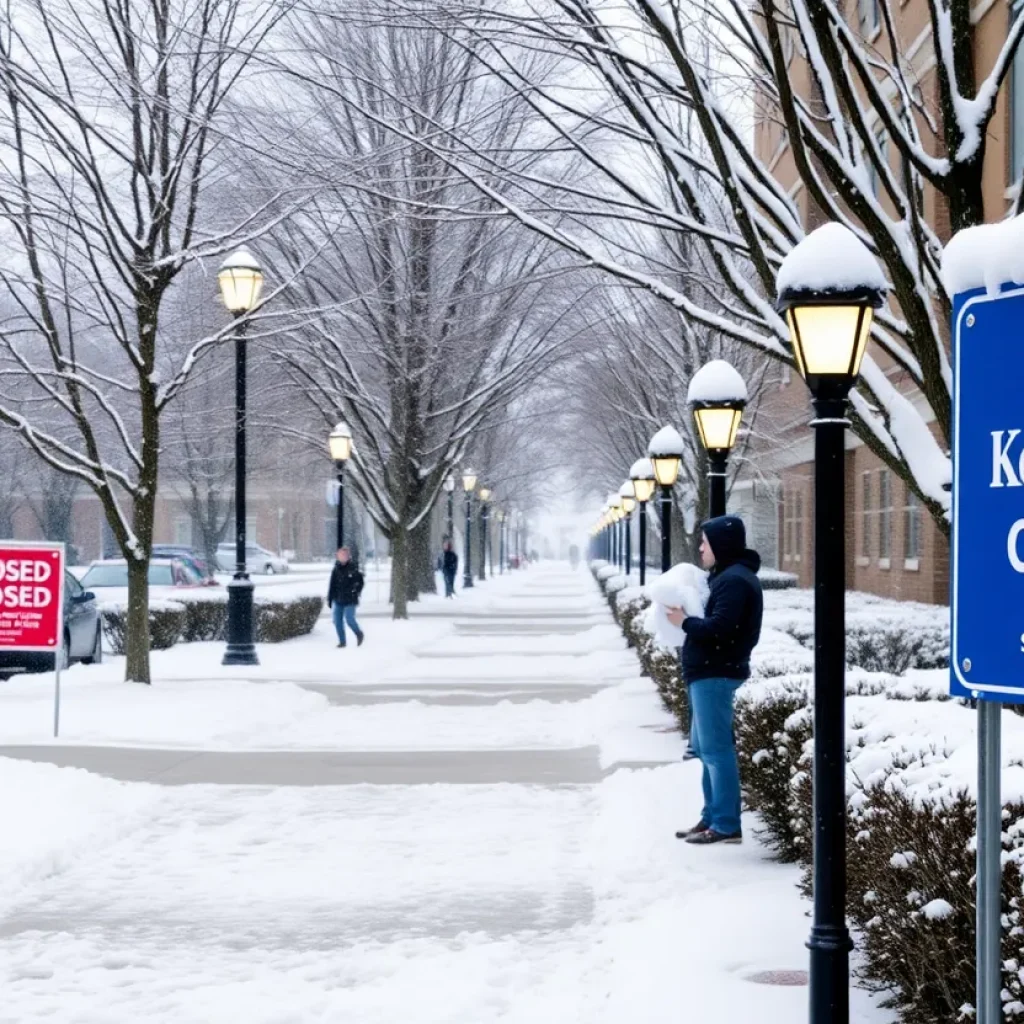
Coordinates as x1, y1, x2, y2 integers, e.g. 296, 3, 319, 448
332, 604, 362, 645
689, 678, 743, 835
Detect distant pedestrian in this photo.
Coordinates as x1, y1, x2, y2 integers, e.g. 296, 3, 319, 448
441, 540, 458, 598
667, 515, 763, 846
327, 546, 365, 648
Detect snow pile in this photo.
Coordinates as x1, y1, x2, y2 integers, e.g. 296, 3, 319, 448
686, 359, 747, 403
643, 563, 709, 648
646, 424, 685, 457
776, 222, 886, 298
941, 213, 1024, 297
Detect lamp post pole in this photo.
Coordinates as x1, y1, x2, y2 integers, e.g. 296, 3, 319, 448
659, 485, 672, 573
638, 502, 647, 585
478, 501, 488, 582
624, 508, 632, 576
808, 393, 851, 1024
335, 461, 345, 550
463, 490, 474, 589
776, 223, 886, 1024
447, 489, 454, 542
223, 316, 258, 666
709, 452, 728, 519
499, 515, 505, 574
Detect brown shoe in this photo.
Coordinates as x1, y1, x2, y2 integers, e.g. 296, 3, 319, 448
675, 821, 709, 840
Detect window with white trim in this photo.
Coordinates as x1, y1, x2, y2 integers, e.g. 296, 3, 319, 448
904, 488, 921, 561
878, 469, 892, 561
861, 471, 872, 558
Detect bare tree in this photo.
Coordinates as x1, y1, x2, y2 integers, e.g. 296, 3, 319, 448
0, 0, 292, 681
268, 10, 587, 617
364, 0, 1024, 535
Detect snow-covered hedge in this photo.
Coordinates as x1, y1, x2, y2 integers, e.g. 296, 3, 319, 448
757, 568, 798, 590
101, 594, 323, 654
596, 560, 1021, 1024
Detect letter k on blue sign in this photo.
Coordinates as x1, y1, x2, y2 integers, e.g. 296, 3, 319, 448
952, 284, 1024, 702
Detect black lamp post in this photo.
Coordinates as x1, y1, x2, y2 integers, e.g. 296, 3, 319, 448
647, 427, 684, 574
777, 224, 886, 1024
498, 510, 505, 573
688, 361, 747, 520
630, 458, 656, 586
607, 492, 622, 570
462, 468, 477, 589
219, 249, 264, 667
620, 481, 636, 577
444, 473, 456, 543
478, 487, 491, 581
328, 422, 353, 549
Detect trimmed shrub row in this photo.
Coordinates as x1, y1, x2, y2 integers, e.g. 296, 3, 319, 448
101, 594, 322, 654
589, 561, 1019, 1024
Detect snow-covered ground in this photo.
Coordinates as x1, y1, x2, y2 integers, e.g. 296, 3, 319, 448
0, 563, 893, 1022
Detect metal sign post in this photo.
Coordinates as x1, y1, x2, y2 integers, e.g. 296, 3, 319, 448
950, 285, 1024, 1023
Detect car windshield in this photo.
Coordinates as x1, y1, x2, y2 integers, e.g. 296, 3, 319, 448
81, 564, 174, 587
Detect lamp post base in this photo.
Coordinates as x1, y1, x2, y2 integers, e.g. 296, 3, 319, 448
222, 576, 259, 666
462, 575, 474, 589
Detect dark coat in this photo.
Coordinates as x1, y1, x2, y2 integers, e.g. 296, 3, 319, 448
442, 549, 458, 576
328, 560, 364, 607
681, 515, 763, 684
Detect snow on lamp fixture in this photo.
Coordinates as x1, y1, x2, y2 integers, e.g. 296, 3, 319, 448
328, 422, 353, 463
463, 469, 478, 493
647, 426, 684, 487
776, 223, 886, 396
479, 487, 492, 502
619, 481, 637, 514
218, 249, 264, 314
688, 360, 748, 453
443, 474, 456, 493
630, 458, 657, 504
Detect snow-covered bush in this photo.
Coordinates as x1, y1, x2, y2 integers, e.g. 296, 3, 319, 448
595, 565, 619, 582
757, 569, 798, 590
101, 594, 323, 653
101, 601, 186, 654
254, 596, 322, 643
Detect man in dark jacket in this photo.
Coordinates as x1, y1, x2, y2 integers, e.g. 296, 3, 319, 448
667, 515, 763, 846
327, 547, 365, 648
441, 540, 458, 598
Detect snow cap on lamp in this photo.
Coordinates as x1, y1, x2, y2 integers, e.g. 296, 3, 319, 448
630, 457, 656, 504
777, 223, 885, 393
688, 360, 747, 453
647, 425, 684, 487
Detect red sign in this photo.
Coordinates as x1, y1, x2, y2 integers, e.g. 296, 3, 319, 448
0, 544, 63, 651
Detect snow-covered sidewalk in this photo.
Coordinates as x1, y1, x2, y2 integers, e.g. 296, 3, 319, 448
0, 564, 891, 1022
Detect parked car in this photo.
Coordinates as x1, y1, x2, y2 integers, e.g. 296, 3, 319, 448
80, 558, 206, 590
215, 543, 289, 575
0, 570, 102, 678
150, 545, 218, 584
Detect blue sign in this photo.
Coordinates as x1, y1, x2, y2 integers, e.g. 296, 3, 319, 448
952, 284, 1024, 703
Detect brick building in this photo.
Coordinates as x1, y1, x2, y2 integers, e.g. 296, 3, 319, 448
737, 0, 1015, 604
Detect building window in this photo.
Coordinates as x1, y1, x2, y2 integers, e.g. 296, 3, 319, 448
794, 491, 803, 562
174, 517, 192, 546
859, 0, 880, 36
905, 488, 921, 561
878, 469, 892, 562
861, 471, 872, 559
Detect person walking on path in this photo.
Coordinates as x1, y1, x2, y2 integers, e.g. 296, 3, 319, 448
441, 540, 458, 599
666, 515, 763, 846
327, 546, 365, 648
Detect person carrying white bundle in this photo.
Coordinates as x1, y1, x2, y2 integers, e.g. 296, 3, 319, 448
665, 515, 764, 847
645, 564, 710, 648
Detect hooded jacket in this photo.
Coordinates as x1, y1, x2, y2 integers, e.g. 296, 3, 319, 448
328, 559, 364, 607
680, 515, 763, 684
442, 549, 459, 575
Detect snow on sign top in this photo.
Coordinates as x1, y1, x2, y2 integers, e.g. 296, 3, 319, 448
686, 360, 747, 403
629, 457, 654, 480
941, 214, 1024, 298
776, 223, 886, 299
647, 425, 685, 457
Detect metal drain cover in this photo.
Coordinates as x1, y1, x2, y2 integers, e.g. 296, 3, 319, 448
745, 970, 808, 987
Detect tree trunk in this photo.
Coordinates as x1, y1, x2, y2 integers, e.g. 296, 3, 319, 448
410, 516, 436, 597
390, 525, 410, 619
125, 556, 152, 684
